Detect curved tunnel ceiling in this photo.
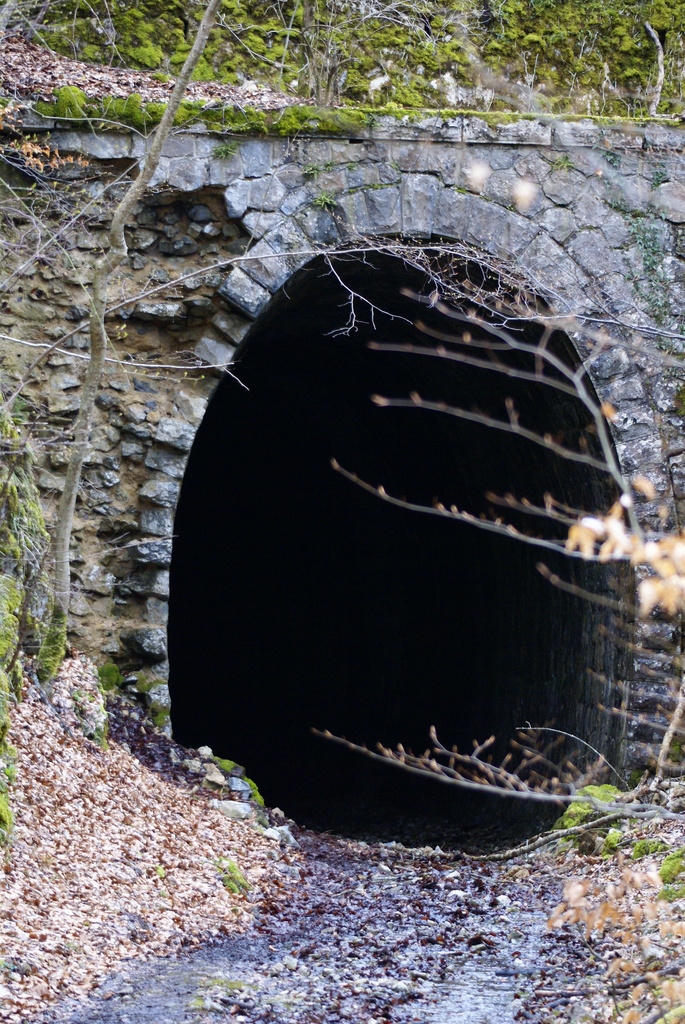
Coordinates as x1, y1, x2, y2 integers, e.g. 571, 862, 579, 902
168, 253, 629, 842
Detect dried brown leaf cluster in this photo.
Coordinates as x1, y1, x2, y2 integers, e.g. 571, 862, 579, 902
0, 657, 282, 1021
548, 843, 685, 1024
566, 480, 685, 618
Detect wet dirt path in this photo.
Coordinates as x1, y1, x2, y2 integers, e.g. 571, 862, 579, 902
42, 829, 589, 1024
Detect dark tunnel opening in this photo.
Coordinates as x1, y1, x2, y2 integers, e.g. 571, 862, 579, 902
168, 253, 629, 845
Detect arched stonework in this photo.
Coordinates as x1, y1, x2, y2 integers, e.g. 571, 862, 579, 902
11, 116, 685, 766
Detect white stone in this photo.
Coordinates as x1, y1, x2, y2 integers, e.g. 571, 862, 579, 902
211, 800, 253, 820
194, 336, 236, 367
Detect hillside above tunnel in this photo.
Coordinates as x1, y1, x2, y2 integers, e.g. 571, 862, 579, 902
0, 0, 684, 118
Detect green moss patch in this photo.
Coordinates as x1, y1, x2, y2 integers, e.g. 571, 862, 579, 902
97, 662, 123, 691
36, 608, 67, 687
659, 849, 685, 884
553, 784, 622, 830
601, 828, 623, 857
659, 883, 685, 902
633, 838, 670, 860
31, 0, 685, 115
215, 857, 251, 895
0, 408, 51, 844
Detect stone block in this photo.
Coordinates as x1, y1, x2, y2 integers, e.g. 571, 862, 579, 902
148, 158, 171, 188
388, 143, 431, 174
146, 680, 170, 706
224, 179, 251, 219
82, 565, 116, 596
296, 207, 340, 246
611, 401, 658, 441
128, 229, 157, 251
242, 239, 291, 291
121, 627, 168, 662
132, 539, 173, 567
514, 152, 551, 184
248, 175, 288, 211
48, 393, 80, 414
400, 173, 440, 238
538, 206, 577, 244
270, 161, 301, 187
187, 203, 213, 223
121, 440, 144, 461
139, 479, 180, 507
364, 186, 401, 234
644, 124, 685, 151
334, 192, 371, 237
144, 447, 187, 479
218, 268, 271, 318
612, 175, 652, 213
240, 140, 272, 177
463, 117, 551, 145
54, 132, 133, 159
211, 799, 253, 820
145, 599, 169, 626
652, 181, 685, 223
280, 186, 310, 216
553, 120, 602, 148
133, 301, 187, 324
140, 508, 174, 537
184, 295, 215, 320
155, 417, 196, 452
161, 135, 196, 158
565, 229, 627, 279
433, 188, 470, 240
211, 312, 251, 344
194, 335, 237, 366
208, 152, 244, 186
241, 210, 283, 239
541, 168, 587, 205
519, 232, 587, 311
158, 235, 199, 256
464, 195, 539, 257
671, 454, 685, 500
125, 568, 170, 598
601, 213, 631, 249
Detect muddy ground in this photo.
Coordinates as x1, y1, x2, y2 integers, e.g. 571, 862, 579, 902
40, 828, 593, 1024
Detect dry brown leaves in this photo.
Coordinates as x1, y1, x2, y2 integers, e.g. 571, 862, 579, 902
0, 657, 282, 1022
546, 818, 685, 1024
0, 36, 299, 109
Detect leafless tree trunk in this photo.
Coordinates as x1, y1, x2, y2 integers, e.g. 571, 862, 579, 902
645, 21, 665, 117
41, 0, 224, 681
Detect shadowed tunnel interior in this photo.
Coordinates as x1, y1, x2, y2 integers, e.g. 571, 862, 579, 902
169, 253, 628, 843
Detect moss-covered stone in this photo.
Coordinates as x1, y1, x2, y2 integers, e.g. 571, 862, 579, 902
659, 883, 685, 902
601, 828, 623, 857
0, 407, 51, 844
97, 661, 123, 691
36, 607, 67, 686
215, 857, 251, 895
553, 784, 622, 830
31, 0, 685, 115
633, 838, 670, 860
659, 849, 685, 884
0, 790, 12, 842
245, 776, 265, 806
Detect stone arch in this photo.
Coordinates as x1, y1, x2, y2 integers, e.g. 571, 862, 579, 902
210, 156, 666, 528
26, 125, 681, 785
167, 239, 637, 833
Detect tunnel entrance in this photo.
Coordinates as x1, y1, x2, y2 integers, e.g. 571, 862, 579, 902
168, 252, 628, 844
